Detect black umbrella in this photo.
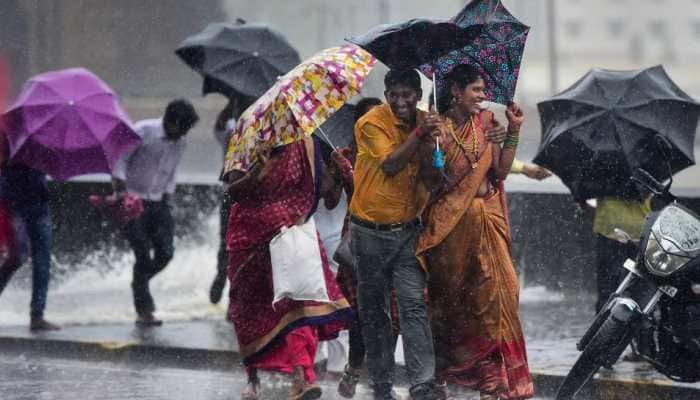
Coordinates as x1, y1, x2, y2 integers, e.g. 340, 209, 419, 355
314, 104, 357, 149
534, 65, 700, 201
346, 18, 481, 71
176, 21, 301, 98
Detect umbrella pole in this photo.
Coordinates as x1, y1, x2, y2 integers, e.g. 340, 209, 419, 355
432, 72, 438, 112
314, 125, 338, 152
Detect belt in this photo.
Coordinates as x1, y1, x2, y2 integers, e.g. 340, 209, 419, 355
350, 215, 420, 232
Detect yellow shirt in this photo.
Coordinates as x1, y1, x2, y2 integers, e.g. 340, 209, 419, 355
593, 197, 652, 240
349, 104, 427, 224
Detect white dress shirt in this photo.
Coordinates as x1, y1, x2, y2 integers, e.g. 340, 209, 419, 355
112, 118, 186, 202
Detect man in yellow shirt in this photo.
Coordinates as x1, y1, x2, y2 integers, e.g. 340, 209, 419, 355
591, 197, 651, 312
348, 69, 441, 400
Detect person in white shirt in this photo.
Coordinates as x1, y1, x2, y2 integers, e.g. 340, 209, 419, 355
112, 99, 199, 326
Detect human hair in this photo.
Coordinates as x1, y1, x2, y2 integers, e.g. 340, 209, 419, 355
384, 69, 422, 93
164, 99, 199, 131
438, 64, 483, 113
354, 97, 382, 122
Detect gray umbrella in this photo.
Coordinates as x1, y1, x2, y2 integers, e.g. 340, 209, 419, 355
176, 20, 301, 98
314, 104, 357, 149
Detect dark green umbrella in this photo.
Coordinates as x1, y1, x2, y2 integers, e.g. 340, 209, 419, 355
534, 65, 700, 201
176, 20, 301, 98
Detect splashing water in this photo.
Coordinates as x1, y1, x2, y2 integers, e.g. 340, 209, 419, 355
0, 211, 227, 327
0, 201, 565, 327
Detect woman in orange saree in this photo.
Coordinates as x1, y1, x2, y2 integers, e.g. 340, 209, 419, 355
416, 65, 533, 400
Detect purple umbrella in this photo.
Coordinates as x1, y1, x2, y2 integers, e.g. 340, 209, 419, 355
2, 68, 140, 181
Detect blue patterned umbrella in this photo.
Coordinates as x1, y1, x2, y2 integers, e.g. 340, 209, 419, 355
419, 0, 529, 105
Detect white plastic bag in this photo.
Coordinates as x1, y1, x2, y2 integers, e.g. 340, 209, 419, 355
270, 216, 329, 306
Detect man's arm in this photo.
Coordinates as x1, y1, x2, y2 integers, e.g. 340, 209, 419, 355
380, 127, 423, 177
111, 121, 152, 193
362, 113, 439, 177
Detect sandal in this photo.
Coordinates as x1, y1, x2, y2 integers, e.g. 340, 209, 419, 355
434, 381, 456, 400
288, 382, 322, 400
338, 365, 361, 398
241, 384, 259, 400
241, 371, 260, 400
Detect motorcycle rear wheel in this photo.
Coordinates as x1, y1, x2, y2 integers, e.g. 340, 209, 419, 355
556, 313, 634, 400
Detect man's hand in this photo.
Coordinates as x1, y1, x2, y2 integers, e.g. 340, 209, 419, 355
505, 102, 525, 134
417, 110, 443, 138
485, 119, 507, 143
522, 163, 552, 180
111, 178, 126, 194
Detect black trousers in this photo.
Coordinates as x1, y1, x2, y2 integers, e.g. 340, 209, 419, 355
122, 200, 174, 315
594, 234, 637, 312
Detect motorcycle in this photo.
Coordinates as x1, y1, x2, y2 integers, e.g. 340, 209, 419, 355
556, 159, 700, 399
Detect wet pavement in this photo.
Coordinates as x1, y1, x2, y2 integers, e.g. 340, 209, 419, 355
0, 353, 555, 400
1, 292, 699, 399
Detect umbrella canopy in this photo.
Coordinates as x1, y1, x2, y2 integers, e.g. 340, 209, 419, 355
222, 45, 376, 175
314, 104, 356, 149
3, 68, 140, 181
176, 21, 301, 99
346, 18, 481, 71
419, 0, 530, 105
534, 65, 700, 201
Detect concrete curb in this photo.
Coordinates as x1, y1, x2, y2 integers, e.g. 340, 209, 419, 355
0, 336, 241, 371
531, 369, 700, 400
3, 335, 700, 399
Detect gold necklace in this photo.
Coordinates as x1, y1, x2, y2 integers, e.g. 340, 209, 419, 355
449, 116, 480, 169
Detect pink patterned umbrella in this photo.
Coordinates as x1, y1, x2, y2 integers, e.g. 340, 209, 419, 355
3, 68, 140, 181
223, 45, 376, 175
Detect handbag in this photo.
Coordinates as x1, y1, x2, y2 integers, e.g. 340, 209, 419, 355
333, 231, 354, 268
270, 216, 330, 306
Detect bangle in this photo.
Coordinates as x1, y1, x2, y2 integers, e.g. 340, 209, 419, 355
503, 134, 519, 150
415, 127, 425, 138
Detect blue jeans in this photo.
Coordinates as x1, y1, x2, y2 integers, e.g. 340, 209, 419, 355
351, 222, 435, 391
122, 200, 174, 315
8, 203, 53, 319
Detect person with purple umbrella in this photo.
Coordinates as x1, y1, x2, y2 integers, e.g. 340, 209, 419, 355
111, 99, 199, 327
0, 130, 61, 332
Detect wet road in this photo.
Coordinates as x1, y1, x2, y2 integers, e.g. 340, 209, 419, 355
0, 354, 553, 400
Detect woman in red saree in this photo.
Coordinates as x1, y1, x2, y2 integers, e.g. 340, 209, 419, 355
224, 137, 350, 400
416, 65, 533, 400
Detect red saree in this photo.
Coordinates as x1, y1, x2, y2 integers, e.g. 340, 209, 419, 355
416, 113, 534, 399
226, 139, 350, 381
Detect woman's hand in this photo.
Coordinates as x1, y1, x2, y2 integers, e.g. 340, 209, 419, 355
505, 102, 525, 134
255, 144, 272, 166
331, 147, 354, 181
522, 163, 552, 180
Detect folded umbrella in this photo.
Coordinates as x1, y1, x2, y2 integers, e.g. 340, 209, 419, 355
419, 0, 530, 105
346, 18, 481, 71
3, 68, 140, 181
222, 45, 376, 176
534, 65, 700, 201
176, 20, 301, 99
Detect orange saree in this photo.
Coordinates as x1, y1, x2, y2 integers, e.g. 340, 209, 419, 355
416, 113, 533, 399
